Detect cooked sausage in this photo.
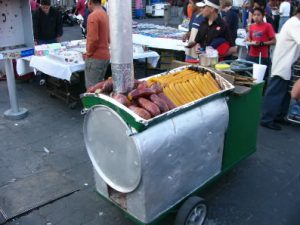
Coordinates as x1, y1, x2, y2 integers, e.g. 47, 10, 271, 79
150, 82, 163, 94
102, 78, 113, 93
137, 81, 148, 89
149, 94, 169, 113
86, 80, 106, 93
137, 97, 161, 117
158, 93, 176, 110
112, 93, 130, 106
128, 88, 155, 101
129, 105, 152, 120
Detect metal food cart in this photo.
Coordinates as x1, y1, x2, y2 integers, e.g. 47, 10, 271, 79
80, 65, 264, 225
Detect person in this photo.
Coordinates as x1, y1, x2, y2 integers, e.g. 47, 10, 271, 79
76, 0, 86, 17
32, 0, 63, 45
248, 0, 275, 29
278, 0, 291, 32
186, 0, 236, 58
246, 7, 276, 81
182, 1, 205, 60
242, 0, 251, 28
260, 6, 300, 130
221, 0, 239, 41
30, 0, 39, 11
291, 79, 300, 100
85, 0, 110, 89
268, 0, 280, 32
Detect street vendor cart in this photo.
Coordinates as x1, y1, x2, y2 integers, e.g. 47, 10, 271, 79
80, 1, 264, 224
80, 65, 263, 225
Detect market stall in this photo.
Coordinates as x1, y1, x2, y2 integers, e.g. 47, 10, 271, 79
16, 42, 160, 80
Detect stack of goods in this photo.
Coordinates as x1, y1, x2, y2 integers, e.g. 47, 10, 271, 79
86, 68, 222, 120
133, 23, 185, 40
147, 68, 221, 106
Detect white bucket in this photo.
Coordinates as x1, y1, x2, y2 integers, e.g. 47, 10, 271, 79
253, 64, 267, 83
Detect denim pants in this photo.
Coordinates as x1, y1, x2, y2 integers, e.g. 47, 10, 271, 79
261, 76, 291, 124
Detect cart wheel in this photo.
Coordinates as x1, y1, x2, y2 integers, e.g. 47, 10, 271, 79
175, 196, 207, 225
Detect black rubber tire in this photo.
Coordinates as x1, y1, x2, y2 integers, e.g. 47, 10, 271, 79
174, 196, 207, 225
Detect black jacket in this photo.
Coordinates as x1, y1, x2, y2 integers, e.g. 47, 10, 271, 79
32, 7, 63, 41
195, 15, 234, 48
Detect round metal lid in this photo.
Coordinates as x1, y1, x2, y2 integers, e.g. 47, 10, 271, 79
83, 106, 141, 193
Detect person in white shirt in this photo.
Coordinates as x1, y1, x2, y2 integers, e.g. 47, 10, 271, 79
260, 6, 300, 130
278, 0, 291, 32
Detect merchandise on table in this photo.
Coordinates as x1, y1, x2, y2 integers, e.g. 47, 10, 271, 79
133, 23, 186, 40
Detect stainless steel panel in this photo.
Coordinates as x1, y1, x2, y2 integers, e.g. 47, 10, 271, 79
84, 106, 142, 193
85, 97, 229, 223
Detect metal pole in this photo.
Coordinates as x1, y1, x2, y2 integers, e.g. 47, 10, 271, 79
4, 59, 28, 120
109, 0, 135, 94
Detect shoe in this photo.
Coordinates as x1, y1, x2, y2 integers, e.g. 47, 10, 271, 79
39, 79, 45, 86
260, 122, 282, 130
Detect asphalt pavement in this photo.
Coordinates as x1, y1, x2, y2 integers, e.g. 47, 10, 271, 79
0, 18, 299, 225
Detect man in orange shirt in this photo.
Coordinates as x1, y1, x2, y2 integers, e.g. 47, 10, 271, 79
85, 0, 110, 89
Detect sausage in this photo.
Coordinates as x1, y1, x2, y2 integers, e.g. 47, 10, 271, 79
102, 78, 113, 93
112, 93, 130, 106
128, 88, 155, 101
129, 105, 152, 120
137, 81, 148, 89
150, 82, 163, 94
158, 92, 176, 110
86, 80, 105, 93
137, 97, 161, 117
149, 94, 169, 113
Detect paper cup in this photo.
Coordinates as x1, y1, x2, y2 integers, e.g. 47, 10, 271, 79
253, 64, 267, 83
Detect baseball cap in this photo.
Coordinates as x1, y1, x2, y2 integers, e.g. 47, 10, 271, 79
196, 1, 206, 7
201, 0, 220, 10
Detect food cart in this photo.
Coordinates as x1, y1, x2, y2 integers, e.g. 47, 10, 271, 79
80, 65, 263, 225
80, 1, 264, 224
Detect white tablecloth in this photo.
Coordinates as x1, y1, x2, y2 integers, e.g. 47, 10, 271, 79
133, 34, 185, 52
16, 51, 160, 81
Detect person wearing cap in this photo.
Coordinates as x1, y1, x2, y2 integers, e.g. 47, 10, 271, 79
182, 1, 205, 60
32, 0, 63, 45
186, 0, 235, 58
85, 0, 110, 89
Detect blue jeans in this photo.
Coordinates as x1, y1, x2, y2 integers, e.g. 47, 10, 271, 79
289, 100, 300, 117
278, 17, 289, 32
261, 76, 291, 124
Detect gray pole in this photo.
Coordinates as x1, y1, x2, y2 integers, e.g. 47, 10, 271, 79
109, 0, 135, 94
4, 59, 28, 120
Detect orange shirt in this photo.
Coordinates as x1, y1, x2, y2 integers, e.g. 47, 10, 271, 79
86, 8, 110, 60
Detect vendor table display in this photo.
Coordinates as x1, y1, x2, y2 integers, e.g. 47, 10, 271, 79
133, 23, 186, 51
16, 41, 160, 81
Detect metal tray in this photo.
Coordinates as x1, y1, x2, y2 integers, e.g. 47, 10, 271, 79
81, 65, 234, 132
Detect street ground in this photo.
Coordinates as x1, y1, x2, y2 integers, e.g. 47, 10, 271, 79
0, 18, 300, 225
